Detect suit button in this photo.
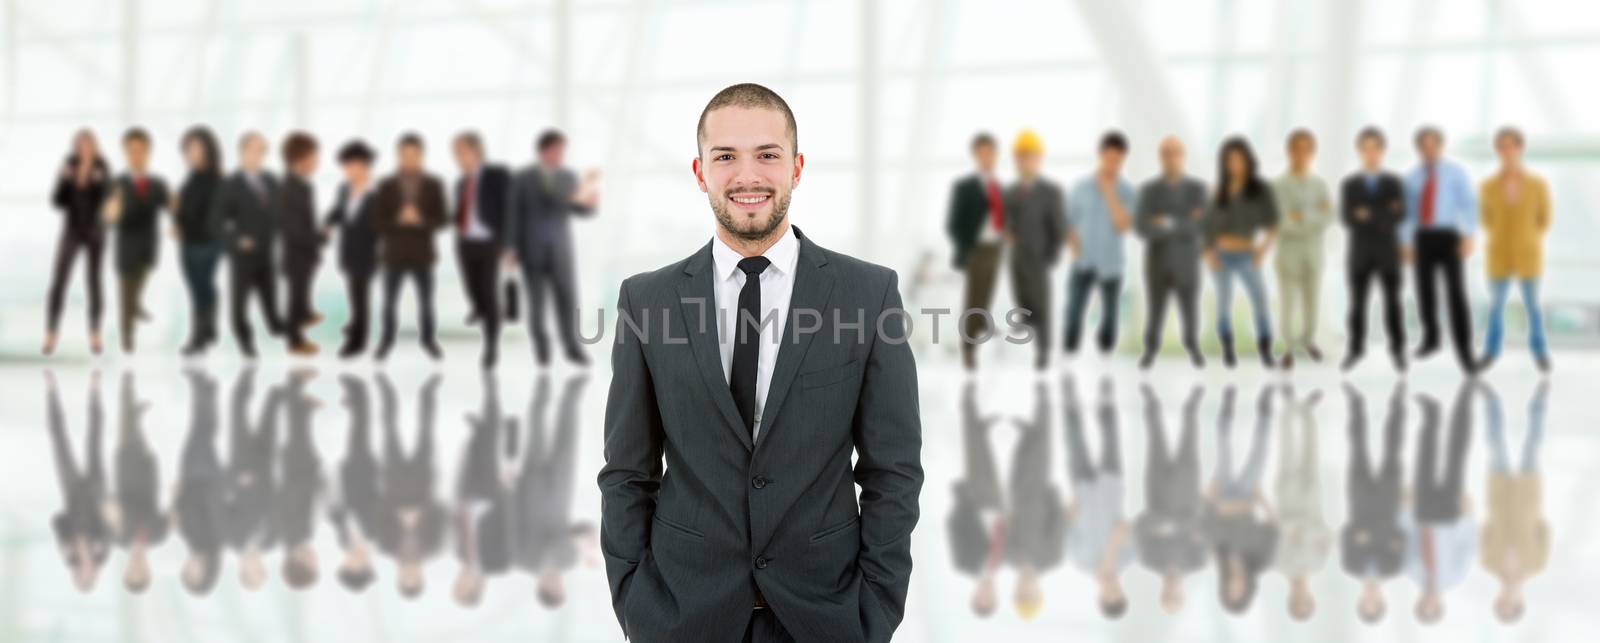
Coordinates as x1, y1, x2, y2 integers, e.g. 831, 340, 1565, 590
754, 556, 769, 570
751, 475, 767, 489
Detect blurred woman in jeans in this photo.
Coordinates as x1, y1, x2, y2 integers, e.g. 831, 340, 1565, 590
175, 126, 226, 356
1478, 126, 1553, 374
1203, 137, 1280, 368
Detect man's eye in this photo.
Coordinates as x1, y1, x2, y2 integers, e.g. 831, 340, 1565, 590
716, 154, 734, 161
760, 153, 779, 160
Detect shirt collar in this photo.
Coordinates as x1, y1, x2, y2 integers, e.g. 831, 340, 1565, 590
712, 224, 799, 283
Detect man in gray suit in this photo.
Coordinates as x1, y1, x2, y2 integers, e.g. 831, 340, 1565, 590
1003, 129, 1070, 370
1134, 136, 1208, 369
506, 129, 600, 366
599, 83, 923, 643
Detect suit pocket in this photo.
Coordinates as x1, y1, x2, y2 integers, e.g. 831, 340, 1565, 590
799, 359, 861, 390
652, 514, 705, 540
809, 515, 861, 544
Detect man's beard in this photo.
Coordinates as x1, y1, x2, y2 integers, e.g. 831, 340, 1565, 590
712, 189, 791, 242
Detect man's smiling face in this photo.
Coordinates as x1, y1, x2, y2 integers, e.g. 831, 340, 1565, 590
693, 105, 804, 243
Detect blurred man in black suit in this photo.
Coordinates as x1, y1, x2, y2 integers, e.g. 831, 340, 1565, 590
452, 131, 513, 368
372, 133, 449, 361
214, 132, 284, 358
277, 132, 325, 356
324, 141, 381, 358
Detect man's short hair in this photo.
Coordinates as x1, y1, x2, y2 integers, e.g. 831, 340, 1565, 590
537, 128, 566, 152
282, 131, 318, 166
1356, 126, 1386, 148
239, 130, 265, 149
398, 132, 425, 150
1494, 126, 1525, 148
337, 140, 376, 165
122, 127, 151, 146
696, 82, 798, 156
455, 130, 484, 153
1099, 130, 1129, 153
971, 132, 997, 152
1414, 125, 1444, 147
1287, 127, 1315, 148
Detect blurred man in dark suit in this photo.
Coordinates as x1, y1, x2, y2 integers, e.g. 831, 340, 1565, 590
452, 131, 513, 368
372, 133, 449, 361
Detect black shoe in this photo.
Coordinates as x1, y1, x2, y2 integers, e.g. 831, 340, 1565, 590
1138, 351, 1156, 371
1034, 352, 1049, 371
239, 342, 257, 360
1306, 344, 1323, 362
1281, 353, 1295, 371
481, 349, 498, 370
422, 341, 443, 361
962, 349, 976, 372
1185, 344, 1205, 369
1414, 341, 1439, 360
374, 342, 392, 362
338, 342, 364, 360
1257, 337, 1276, 370
565, 349, 589, 366
1221, 338, 1237, 369
1391, 351, 1408, 372
1477, 353, 1498, 374
1341, 352, 1363, 372
1535, 353, 1552, 374
181, 338, 207, 357
465, 312, 480, 326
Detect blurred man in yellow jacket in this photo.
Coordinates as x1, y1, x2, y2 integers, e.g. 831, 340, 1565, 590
1478, 127, 1553, 374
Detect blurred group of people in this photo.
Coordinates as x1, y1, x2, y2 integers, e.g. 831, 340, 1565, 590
43, 126, 600, 369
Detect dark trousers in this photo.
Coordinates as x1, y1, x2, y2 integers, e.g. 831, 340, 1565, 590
959, 241, 1002, 363
458, 240, 502, 358
283, 258, 319, 346
117, 268, 151, 350
1010, 260, 1052, 365
1347, 252, 1405, 358
180, 241, 223, 344
230, 257, 283, 351
1413, 229, 1474, 368
519, 242, 583, 362
1063, 266, 1122, 353
1142, 263, 1199, 356
45, 229, 104, 333
378, 264, 437, 352
341, 267, 376, 351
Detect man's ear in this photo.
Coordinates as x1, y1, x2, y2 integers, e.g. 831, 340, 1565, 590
791, 152, 805, 189
692, 157, 708, 193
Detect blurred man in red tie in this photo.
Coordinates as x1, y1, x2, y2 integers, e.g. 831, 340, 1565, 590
451, 131, 513, 369
945, 132, 1005, 371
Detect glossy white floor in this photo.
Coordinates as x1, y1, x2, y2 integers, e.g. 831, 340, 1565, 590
0, 338, 1591, 643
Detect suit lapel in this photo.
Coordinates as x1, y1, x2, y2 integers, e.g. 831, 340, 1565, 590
754, 228, 835, 451
675, 241, 754, 451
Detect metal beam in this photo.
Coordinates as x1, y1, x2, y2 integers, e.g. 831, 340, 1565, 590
858, 0, 878, 252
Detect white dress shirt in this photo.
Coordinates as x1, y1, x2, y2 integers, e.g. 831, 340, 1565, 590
712, 225, 800, 439
460, 167, 492, 241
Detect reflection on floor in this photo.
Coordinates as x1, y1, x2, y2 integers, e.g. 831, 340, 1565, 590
1, 346, 1594, 642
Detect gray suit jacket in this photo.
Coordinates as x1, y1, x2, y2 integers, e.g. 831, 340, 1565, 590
1002, 178, 1068, 271
599, 226, 923, 643
506, 165, 593, 259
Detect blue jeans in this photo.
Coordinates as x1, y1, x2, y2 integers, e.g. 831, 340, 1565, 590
1483, 278, 1548, 360
181, 241, 224, 339
1212, 251, 1272, 341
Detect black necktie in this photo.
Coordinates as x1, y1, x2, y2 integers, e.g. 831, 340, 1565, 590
730, 256, 771, 437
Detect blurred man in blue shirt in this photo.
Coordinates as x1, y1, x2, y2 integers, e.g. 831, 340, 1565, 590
1063, 131, 1135, 358
1400, 126, 1478, 374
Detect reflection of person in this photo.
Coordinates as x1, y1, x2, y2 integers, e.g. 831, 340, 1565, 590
1272, 385, 1329, 621
516, 375, 595, 609
1480, 381, 1549, 624
506, 129, 599, 366
1203, 137, 1279, 369
1403, 386, 1478, 625
947, 382, 1004, 617
377, 373, 447, 599
599, 83, 922, 643
1134, 137, 1207, 369
324, 141, 381, 358
107, 128, 171, 354
328, 375, 380, 593
1006, 382, 1067, 622
1062, 132, 1135, 358
223, 368, 282, 591
1478, 127, 1554, 374
113, 371, 168, 593
173, 368, 225, 596
277, 132, 325, 356
1270, 130, 1334, 370
1135, 384, 1208, 615
275, 370, 324, 589
1340, 383, 1407, 625
44, 130, 112, 356
214, 132, 284, 358
451, 132, 514, 369
1204, 386, 1277, 614
1063, 376, 1132, 619
453, 372, 515, 607
945, 133, 1005, 371
1340, 127, 1408, 372
174, 127, 227, 357
1003, 129, 1070, 370
372, 133, 449, 361
1401, 126, 1478, 373
45, 370, 110, 592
